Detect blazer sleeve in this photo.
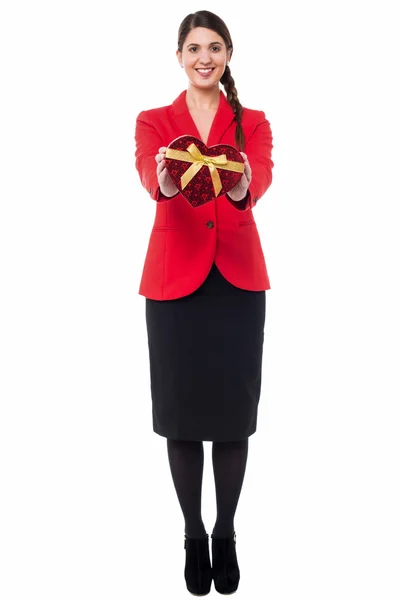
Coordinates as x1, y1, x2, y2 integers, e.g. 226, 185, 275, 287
226, 111, 274, 212
134, 110, 179, 202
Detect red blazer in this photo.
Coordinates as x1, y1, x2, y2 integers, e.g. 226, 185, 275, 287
134, 89, 274, 300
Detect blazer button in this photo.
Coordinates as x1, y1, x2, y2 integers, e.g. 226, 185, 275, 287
254, 196, 258, 204
149, 188, 153, 195
206, 220, 214, 229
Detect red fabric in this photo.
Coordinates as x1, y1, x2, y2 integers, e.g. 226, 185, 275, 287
134, 89, 274, 300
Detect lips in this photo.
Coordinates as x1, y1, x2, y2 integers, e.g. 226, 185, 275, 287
195, 68, 215, 79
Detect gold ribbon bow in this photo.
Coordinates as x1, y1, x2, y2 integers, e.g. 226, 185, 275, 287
165, 142, 244, 197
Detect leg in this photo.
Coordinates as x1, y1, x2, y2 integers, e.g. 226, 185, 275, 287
211, 438, 249, 537
166, 438, 207, 539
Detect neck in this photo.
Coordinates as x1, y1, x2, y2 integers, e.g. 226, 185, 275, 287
186, 84, 221, 110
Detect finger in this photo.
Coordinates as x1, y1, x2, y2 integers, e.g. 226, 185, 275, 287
155, 152, 166, 163
158, 146, 167, 153
156, 159, 166, 176
238, 172, 248, 187
243, 167, 251, 186
241, 155, 250, 172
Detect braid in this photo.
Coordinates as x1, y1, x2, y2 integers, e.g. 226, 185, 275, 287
220, 65, 245, 151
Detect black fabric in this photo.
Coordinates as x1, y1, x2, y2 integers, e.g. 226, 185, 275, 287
145, 262, 266, 442
167, 438, 249, 539
167, 439, 208, 539
211, 439, 248, 538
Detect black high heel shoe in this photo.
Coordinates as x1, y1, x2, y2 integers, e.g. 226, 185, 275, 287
211, 531, 240, 595
184, 533, 212, 596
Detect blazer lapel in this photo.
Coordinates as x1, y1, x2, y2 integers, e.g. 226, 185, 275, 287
170, 89, 236, 147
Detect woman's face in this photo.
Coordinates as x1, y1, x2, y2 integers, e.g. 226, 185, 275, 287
177, 27, 231, 90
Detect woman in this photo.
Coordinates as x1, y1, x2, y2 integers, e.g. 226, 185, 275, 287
134, 10, 274, 596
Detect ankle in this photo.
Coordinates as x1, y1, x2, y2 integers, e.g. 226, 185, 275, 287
185, 524, 208, 538
211, 525, 235, 538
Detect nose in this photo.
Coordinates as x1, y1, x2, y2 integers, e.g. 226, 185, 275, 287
197, 50, 212, 65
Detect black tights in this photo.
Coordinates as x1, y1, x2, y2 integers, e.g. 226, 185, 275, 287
166, 438, 249, 538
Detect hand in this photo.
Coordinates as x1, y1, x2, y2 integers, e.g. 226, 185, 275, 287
227, 152, 252, 201
155, 147, 179, 197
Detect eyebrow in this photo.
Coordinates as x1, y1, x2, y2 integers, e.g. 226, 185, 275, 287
186, 42, 223, 48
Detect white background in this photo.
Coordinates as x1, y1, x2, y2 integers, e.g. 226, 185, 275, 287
1, 0, 399, 598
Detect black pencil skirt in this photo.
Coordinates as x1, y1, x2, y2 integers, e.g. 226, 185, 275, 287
145, 262, 266, 442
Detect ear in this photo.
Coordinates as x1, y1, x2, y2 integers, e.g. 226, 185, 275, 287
176, 49, 182, 68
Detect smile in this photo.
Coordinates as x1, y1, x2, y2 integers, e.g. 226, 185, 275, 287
196, 68, 215, 73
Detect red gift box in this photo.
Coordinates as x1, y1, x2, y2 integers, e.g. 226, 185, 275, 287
165, 135, 245, 207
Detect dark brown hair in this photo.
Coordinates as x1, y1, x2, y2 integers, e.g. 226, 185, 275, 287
177, 10, 245, 151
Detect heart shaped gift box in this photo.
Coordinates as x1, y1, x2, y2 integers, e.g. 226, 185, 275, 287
164, 135, 245, 207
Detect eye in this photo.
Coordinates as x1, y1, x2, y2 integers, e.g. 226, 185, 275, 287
188, 46, 221, 52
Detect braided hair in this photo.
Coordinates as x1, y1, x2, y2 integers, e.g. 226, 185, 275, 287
177, 10, 245, 151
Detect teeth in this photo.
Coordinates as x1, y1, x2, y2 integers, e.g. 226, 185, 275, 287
197, 68, 213, 73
